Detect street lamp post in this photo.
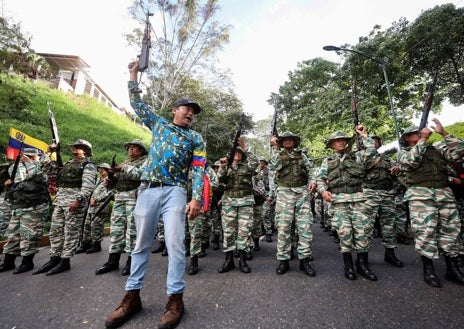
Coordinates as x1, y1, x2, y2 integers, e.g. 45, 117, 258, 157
323, 45, 401, 147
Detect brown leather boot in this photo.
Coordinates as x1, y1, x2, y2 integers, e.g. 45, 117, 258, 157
158, 293, 184, 329
105, 290, 142, 328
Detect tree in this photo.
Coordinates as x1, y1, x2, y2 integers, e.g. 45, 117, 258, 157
127, 0, 231, 110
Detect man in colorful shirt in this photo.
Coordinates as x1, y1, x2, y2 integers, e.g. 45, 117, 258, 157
105, 61, 206, 329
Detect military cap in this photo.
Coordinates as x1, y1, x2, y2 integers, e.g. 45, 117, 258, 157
259, 157, 268, 164
401, 126, 419, 139
97, 162, 111, 170
326, 131, 351, 147
369, 134, 382, 146
23, 148, 40, 156
68, 139, 93, 156
234, 147, 247, 161
173, 98, 202, 114
124, 139, 148, 155
212, 161, 221, 167
278, 131, 301, 147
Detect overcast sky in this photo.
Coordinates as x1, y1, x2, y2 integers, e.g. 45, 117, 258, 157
3, 0, 463, 127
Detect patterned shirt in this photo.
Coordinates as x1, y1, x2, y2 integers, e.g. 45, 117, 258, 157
129, 81, 206, 201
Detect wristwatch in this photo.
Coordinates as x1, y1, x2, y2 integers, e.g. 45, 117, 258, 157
76, 196, 84, 202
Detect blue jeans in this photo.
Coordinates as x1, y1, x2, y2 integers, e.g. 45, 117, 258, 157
125, 185, 186, 295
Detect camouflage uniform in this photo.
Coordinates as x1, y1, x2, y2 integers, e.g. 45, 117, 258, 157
398, 126, 464, 287
363, 136, 404, 267
34, 140, 97, 275
0, 149, 50, 274
249, 173, 266, 252
317, 131, 377, 281
209, 162, 224, 249
0, 155, 13, 237
97, 140, 147, 276
269, 132, 315, 276
217, 147, 258, 273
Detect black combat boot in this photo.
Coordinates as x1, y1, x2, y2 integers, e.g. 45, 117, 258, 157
246, 251, 253, 261
95, 252, 121, 275
13, 254, 35, 274
121, 256, 131, 276
276, 260, 289, 275
151, 241, 166, 253
384, 248, 404, 267
444, 255, 464, 284
265, 234, 273, 243
32, 256, 61, 275
355, 253, 377, 281
188, 255, 199, 275
86, 241, 102, 254
0, 254, 17, 272
75, 241, 92, 254
238, 250, 251, 273
211, 234, 220, 250
253, 238, 260, 251
421, 255, 442, 288
218, 251, 235, 273
162, 246, 169, 257
332, 230, 340, 244
343, 252, 357, 280
299, 258, 316, 277
46, 257, 70, 275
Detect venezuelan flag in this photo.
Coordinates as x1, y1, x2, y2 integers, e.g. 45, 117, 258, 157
6, 128, 49, 159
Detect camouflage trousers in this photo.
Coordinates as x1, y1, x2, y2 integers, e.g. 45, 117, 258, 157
3, 202, 49, 256
221, 198, 253, 253
0, 192, 11, 237
331, 196, 373, 254
155, 217, 165, 241
409, 198, 461, 259
364, 188, 398, 248
210, 202, 222, 236
49, 199, 88, 259
108, 190, 137, 254
275, 187, 313, 260
186, 211, 209, 256
262, 199, 275, 235
81, 211, 111, 244
394, 194, 409, 235
314, 197, 331, 227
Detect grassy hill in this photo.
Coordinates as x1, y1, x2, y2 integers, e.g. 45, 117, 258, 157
0, 72, 151, 164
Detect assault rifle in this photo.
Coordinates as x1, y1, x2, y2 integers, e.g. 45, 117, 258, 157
270, 95, 279, 155
137, 11, 153, 72
93, 191, 115, 219
350, 81, 362, 151
47, 102, 64, 168
227, 113, 245, 166
418, 71, 439, 131
106, 154, 117, 189
4, 142, 23, 200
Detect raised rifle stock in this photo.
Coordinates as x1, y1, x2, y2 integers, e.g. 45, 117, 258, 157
137, 11, 153, 72
227, 113, 245, 166
418, 71, 439, 131
47, 102, 64, 168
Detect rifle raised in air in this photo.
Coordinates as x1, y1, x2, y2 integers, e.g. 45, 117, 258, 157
4, 142, 24, 200
227, 113, 245, 166
47, 102, 64, 168
418, 71, 439, 131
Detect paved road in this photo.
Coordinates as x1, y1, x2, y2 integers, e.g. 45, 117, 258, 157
0, 224, 463, 329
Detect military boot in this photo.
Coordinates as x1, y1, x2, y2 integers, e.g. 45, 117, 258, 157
332, 230, 340, 244
121, 256, 131, 276
188, 255, 199, 275
343, 252, 356, 280
299, 258, 316, 277
75, 241, 92, 254
265, 234, 273, 243
239, 250, 251, 273
276, 260, 289, 275
46, 257, 70, 275
253, 238, 260, 251
86, 241, 102, 254
162, 247, 169, 257
211, 234, 220, 250
384, 248, 404, 267
0, 253, 17, 272
158, 293, 184, 329
32, 256, 60, 275
151, 241, 166, 253
444, 255, 464, 285
421, 255, 442, 288
13, 254, 35, 274
218, 251, 235, 273
95, 253, 121, 275
355, 253, 377, 281
105, 290, 142, 329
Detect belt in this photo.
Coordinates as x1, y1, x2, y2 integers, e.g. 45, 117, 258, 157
144, 181, 172, 188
